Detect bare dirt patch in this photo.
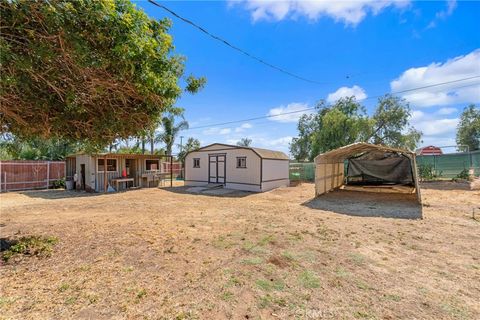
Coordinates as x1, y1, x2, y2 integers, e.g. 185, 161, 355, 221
0, 182, 478, 319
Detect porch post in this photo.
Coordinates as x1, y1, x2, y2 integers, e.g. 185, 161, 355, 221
104, 155, 107, 193
170, 155, 173, 187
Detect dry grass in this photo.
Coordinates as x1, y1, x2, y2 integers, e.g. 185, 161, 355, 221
0, 182, 479, 319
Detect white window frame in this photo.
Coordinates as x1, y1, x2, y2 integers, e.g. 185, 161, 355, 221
97, 158, 118, 173
145, 159, 160, 171
193, 158, 200, 168
236, 157, 247, 168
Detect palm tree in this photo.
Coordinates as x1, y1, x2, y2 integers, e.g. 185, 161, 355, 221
156, 115, 189, 155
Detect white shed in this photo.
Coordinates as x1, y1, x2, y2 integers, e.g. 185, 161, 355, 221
184, 143, 290, 192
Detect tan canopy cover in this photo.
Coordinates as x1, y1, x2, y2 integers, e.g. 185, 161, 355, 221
314, 142, 421, 203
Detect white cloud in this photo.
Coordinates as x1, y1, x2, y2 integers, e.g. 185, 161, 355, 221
390, 49, 480, 107
202, 127, 232, 135
427, 0, 457, 29
231, 0, 410, 25
409, 108, 460, 148
413, 118, 459, 136
267, 102, 313, 123
235, 123, 253, 133
437, 107, 457, 115
326, 85, 367, 103
264, 136, 293, 148
251, 136, 293, 152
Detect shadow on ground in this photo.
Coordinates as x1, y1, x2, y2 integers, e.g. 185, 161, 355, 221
160, 186, 253, 198
420, 181, 471, 191
302, 190, 423, 219
18, 189, 103, 200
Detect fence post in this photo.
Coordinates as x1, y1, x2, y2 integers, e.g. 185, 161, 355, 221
46, 161, 50, 189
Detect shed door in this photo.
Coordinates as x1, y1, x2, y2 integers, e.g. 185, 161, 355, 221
217, 155, 225, 184
209, 155, 226, 184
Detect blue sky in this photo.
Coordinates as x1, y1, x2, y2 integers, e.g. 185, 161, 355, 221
136, 0, 480, 154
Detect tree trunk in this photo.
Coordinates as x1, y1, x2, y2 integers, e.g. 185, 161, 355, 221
141, 139, 145, 154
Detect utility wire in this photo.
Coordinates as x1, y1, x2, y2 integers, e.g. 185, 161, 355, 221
183, 75, 480, 131
147, 0, 323, 84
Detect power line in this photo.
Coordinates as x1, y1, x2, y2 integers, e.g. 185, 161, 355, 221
183, 76, 480, 131
147, 0, 323, 84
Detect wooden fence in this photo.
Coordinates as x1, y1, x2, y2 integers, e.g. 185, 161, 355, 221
0, 160, 65, 192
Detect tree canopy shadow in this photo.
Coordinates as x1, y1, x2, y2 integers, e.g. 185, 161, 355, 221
302, 190, 423, 219
17, 189, 103, 200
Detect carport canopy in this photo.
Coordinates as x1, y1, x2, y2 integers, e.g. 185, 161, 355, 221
314, 142, 421, 203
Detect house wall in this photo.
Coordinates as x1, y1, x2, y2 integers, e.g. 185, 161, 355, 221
261, 159, 289, 191
184, 152, 209, 183
72, 155, 168, 192
74, 154, 96, 191
185, 148, 261, 188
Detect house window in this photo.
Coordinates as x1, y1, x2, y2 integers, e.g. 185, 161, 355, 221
146, 159, 160, 171
193, 158, 200, 168
97, 158, 117, 172
236, 157, 246, 168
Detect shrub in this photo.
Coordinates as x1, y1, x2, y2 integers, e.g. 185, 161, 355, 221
455, 169, 469, 180
418, 164, 442, 181
51, 178, 66, 189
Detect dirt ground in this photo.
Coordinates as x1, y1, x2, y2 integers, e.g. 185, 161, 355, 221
0, 182, 479, 320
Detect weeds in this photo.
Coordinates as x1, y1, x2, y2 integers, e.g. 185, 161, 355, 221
255, 279, 285, 291
349, 253, 366, 265
136, 289, 147, 300
242, 257, 263, 265
1, 236, 58, 262
298, 270, 320, 289
58, 283, 70, 292
220, 291, 234, 301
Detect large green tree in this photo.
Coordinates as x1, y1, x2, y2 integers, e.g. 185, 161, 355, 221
290, 98, 372, 160
290, 95, 422, 161
456, 104, 480, 151
0, 0, 205, 149
369, 95, 421, 151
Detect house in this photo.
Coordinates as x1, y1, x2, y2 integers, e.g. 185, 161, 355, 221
416, 145, 443, 156
314, 142, 421, 203
65, 153, 176, 192
184, 143, 289, 192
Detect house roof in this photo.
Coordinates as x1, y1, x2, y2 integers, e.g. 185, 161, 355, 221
314, 142, 414, 163
192, 143, 289, 160
66, 153, 170, 159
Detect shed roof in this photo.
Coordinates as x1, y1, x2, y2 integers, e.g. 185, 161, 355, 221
193, 143, 289, 160
314, 142, 414, 163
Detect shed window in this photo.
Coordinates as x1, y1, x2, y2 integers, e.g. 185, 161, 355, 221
98, 159, 117, 172
193, 158, 200, 168
236, 157, 247, 168
146, 159, 160, 171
